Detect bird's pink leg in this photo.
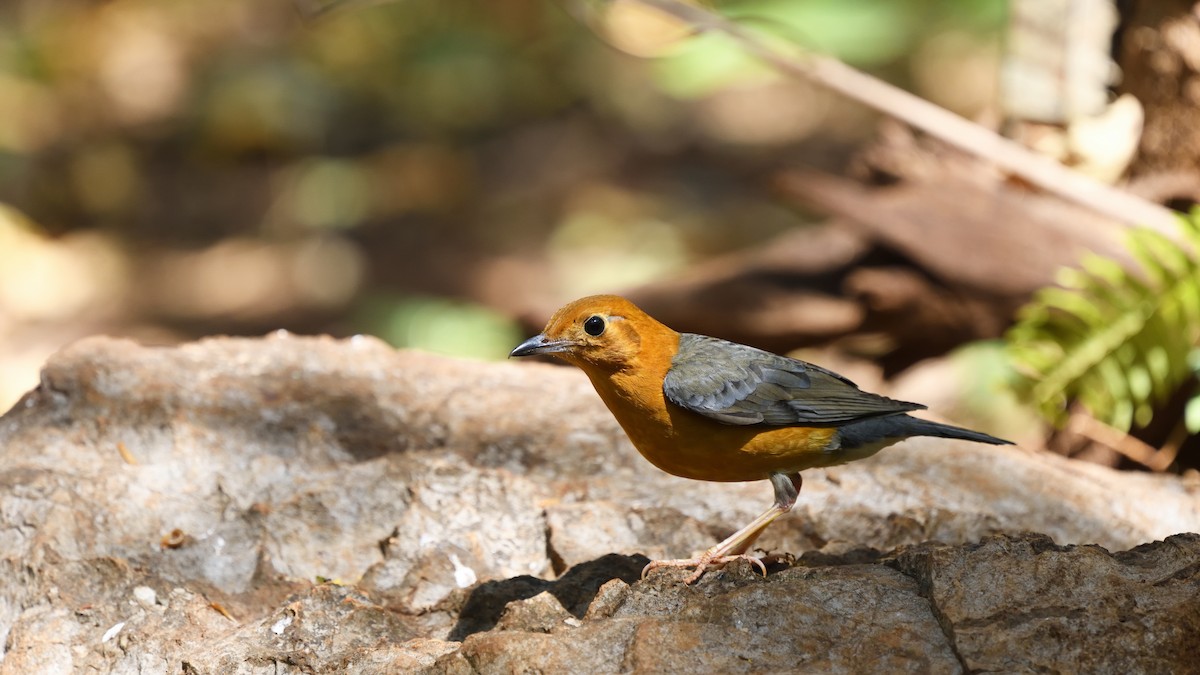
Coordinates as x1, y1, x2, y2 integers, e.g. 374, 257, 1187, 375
643, 472, 802, 584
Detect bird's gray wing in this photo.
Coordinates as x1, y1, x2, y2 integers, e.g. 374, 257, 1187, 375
663, 333, 924, 426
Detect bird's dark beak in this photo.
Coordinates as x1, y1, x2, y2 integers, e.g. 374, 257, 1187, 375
510, 333, 574, 358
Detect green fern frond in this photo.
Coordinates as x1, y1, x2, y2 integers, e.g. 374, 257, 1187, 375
1006, 210, 1200, 433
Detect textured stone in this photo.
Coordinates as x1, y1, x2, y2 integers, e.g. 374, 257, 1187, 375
0, 335, 1196, 672
894, 533, 1200, 673
545, 502, 711, 570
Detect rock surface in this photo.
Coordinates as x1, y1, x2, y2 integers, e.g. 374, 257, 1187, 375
0, 335, 1197, 673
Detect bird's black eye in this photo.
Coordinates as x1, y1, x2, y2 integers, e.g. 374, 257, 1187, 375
583, 315, 606, 336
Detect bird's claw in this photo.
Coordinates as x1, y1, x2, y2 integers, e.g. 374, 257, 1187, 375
641, 553, 768, 584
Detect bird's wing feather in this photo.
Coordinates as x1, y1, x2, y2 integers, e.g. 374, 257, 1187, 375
663, 333, 924, 426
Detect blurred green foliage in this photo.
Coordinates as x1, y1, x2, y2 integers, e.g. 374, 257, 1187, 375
361, 294, 523, 361
1006, 212, 1200, 436
655, 0, 1005, 96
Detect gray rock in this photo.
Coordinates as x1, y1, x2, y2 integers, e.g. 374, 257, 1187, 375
893, 532, 1200, 673
0, 335, 1197, 672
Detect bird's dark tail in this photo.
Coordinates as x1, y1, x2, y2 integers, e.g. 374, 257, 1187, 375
838, 414, 1012, 451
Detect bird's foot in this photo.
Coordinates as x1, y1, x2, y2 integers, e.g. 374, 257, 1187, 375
641, 553, 767, 584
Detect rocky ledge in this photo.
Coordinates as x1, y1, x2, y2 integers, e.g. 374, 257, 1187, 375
0, 335, 1197, 673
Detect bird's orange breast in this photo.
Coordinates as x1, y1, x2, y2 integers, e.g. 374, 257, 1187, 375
583, 357, 841, 483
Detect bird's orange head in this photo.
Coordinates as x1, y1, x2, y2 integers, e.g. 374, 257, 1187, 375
509, 295, 677, 373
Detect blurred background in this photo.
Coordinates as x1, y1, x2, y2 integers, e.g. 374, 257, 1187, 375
0, 0, 1004, 399
1, 0, 1196, 472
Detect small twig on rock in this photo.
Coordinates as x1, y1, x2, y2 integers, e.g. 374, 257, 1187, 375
1066, 411, 1173, 471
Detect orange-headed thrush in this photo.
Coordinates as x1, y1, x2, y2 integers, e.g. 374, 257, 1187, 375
511, 295, 1011, 582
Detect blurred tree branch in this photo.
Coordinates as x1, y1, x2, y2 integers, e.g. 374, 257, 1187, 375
298, 0, 1178, 236
619, 0, 1178, 237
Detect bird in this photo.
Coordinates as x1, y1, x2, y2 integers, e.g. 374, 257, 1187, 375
510, 295, 1012, 583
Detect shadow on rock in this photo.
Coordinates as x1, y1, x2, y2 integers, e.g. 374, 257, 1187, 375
449, 553, 649, 640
